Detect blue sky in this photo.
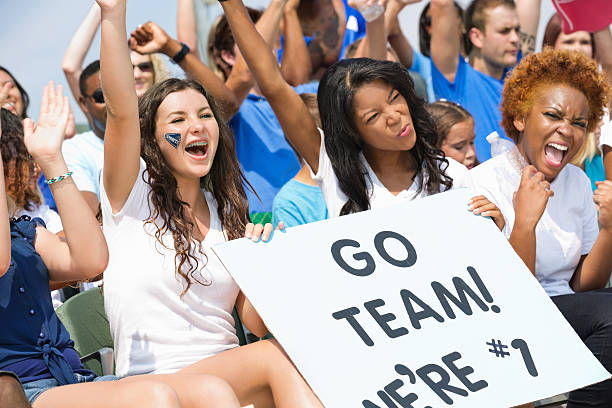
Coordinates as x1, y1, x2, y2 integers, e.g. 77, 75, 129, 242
1, 0, 556, 124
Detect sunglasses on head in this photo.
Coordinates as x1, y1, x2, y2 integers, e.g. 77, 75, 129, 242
87, 88, 105, 104
133, 61, 154, 72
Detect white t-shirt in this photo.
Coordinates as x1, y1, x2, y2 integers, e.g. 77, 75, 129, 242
16, 203, 62, 234
470, 149, 599, 297
62, 130, 104, 197
101, 159, 240, 377
313, 130, 474, 217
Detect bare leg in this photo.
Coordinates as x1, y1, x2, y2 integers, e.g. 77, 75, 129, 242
121, 374, 240, 408
0, 374, 30, 408
33, 379, 182, 408
178, 339, 324, 408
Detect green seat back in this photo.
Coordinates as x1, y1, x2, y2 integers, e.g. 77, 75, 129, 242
56, 288, 113, 375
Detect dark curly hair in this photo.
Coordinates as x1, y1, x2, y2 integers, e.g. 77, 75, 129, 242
138, 79, 250, 295
501, 48, 610, 143
0, 108, 40, 212
317, 58, 453, 216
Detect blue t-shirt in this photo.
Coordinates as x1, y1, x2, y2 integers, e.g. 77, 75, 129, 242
431, 56, 514, 162
272, 179, 328, 228
585, 154, 605, 192
229, 83, 319, 214
410, 49, 435, 103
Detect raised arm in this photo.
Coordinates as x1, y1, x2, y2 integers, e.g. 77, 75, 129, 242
130, 22, 239, 116
0, 109, 11, 277
281, 0, 312, 86
430, 0, 461, 82
62, 3, 101, 104
225, 0, 293, 112
177, 0, 201, 60
346, 0, 387, 60
220, 0, 321, 171
98, 0, 141, 213
385, 0, 420, 68
25, 83, 108, 282
515, 0, 541, 56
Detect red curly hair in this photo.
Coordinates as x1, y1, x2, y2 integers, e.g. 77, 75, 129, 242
501, 48, 610, 143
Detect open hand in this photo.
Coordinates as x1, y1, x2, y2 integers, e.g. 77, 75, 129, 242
512, 165, 553, 230
244, 221, 285, 242
22, 82, 71, 168
469, 195, 505, 231
130, 21, 171, 55
594, 180, 612, 232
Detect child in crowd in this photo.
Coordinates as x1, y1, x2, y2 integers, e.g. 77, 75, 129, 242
0, 85, 240, 407
96, 0, 323, 405
426, 100, 477, 169
219, 0, 504, 231
471, 49, 612, 407
272, 93, 328, 228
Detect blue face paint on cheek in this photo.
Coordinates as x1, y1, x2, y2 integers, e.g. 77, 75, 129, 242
164, 133, 181, 149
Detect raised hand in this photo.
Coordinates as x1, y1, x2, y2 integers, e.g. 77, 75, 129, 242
513, 165, 554, 230
594, 180, 612, 232
130, 21, 171, 55
22, 82, 71, 169
244, 221, 285, 242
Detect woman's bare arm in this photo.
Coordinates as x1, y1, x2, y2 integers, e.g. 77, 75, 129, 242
0, 102, 11, 277
98, 0, 142, 213
25, 83, 108, 282
62, 3, 102, 105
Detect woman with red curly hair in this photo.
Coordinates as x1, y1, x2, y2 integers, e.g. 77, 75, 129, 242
472, 48, 612, 407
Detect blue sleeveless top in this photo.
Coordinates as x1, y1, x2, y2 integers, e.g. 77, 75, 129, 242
0, 216, 89, 385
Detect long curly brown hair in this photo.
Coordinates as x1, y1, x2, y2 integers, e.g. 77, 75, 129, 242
1, 108, 41, 214
138, 79, 250, 294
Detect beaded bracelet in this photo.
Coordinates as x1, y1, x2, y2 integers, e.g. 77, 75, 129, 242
45, 171, 73, 185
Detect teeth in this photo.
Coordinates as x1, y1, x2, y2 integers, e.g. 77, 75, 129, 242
186, 141, 208, 149
547, 143, 568, 151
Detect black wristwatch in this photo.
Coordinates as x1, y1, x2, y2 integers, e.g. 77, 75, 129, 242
172, 42, 190, 64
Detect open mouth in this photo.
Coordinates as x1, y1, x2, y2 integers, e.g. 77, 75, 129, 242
185, 141, 208, 157
543, 142, 568, 167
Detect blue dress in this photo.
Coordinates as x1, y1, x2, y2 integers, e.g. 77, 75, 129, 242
0, 216, 89, 385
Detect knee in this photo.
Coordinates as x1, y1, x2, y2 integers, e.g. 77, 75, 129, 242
195, 376, 240, 408
131, 381, 181, 408
0, 375, 29, 408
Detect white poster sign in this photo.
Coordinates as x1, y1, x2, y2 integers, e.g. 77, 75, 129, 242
213, 188, 609, 408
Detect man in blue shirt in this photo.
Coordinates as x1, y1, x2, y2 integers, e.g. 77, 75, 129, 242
430, 0, 536, 162
212, 0, 364, 214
